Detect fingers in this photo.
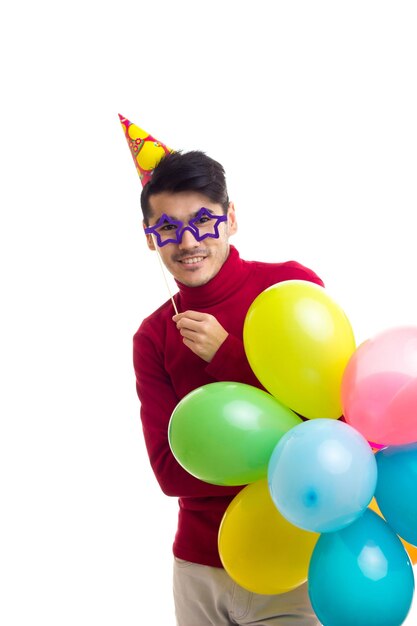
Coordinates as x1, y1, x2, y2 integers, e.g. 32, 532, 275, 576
171, 310, 228, 362
173, 311, 213, 334
172, 310, 216, 349
172, 310, 206, 323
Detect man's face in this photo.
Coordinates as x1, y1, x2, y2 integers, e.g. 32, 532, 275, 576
145, 191, 237, 287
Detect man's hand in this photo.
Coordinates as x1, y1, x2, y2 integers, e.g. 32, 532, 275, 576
172, 311, 228, 362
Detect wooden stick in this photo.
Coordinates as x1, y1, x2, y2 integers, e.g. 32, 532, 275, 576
151, 234, 179, 315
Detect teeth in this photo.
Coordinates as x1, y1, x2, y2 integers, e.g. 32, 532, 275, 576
181, 257, 204, 265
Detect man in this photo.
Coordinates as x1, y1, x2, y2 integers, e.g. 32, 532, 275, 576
120, 115, 323, 625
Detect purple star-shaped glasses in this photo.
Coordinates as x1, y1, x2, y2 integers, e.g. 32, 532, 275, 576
144, 207, 228, 247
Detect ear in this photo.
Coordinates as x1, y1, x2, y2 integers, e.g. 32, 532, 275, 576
227, 201, 238, 236
143, 221, 156, 250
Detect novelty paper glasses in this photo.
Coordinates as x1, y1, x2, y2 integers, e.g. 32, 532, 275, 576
145, 207, 228, 247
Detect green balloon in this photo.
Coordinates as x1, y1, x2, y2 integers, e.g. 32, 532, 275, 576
168, 382, 302, 486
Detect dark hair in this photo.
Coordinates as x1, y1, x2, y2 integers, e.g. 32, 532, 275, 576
140, 150, 229, 224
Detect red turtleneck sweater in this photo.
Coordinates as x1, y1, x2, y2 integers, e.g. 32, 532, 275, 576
133, 246, 324, 567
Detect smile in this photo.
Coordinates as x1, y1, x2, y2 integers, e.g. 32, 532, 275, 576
180, 256, 205, 265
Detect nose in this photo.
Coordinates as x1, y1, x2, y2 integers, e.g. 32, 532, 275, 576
178, 226, 199, 248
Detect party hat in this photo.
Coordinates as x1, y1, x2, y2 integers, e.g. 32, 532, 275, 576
118, 114, 173, 187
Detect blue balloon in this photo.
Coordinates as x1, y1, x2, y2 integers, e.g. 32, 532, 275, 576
308, 509, 414, 626
268, 418, 377, 532
375, 443, 417, 546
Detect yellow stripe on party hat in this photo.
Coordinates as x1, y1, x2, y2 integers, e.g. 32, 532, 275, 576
118, 114, 173, 187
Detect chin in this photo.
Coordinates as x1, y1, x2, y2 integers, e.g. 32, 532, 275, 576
180, 266, 215, 286
182, 275, 210, 287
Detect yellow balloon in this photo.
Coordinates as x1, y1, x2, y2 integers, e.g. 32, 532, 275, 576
243, 280, 356, 419
218, 479, 319, 594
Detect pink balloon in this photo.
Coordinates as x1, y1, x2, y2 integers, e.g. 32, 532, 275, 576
341, 327, 417, 446
384, 378, 417, 444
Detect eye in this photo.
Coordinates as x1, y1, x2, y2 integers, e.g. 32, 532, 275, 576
154, 216, 179, 233
194, 215, 213, 226
158, 223, 177, 232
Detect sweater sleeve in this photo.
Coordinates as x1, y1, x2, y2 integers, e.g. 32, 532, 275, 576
205, 333, 263, 387
205, 263, 324, 386
133, 329, 242, 499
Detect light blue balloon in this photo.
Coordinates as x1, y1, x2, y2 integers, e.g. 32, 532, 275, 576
375, 443, 417, 546
268, 418, 377, 532
308, 509, 415, 626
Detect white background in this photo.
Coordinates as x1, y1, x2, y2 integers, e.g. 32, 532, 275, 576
1, 1, 417, 624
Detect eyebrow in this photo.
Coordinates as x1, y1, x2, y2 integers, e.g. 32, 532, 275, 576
153, 207, 217, 223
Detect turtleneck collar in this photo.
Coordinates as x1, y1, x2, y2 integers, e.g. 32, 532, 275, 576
175, 245, 249, 310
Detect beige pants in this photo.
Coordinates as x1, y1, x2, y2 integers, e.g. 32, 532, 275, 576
173, 558, 320, 626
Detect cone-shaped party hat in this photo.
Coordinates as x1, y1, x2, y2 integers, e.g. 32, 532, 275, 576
118, 114, 173, 187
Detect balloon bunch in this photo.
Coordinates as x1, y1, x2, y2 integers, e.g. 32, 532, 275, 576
168, 280, 417, 626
